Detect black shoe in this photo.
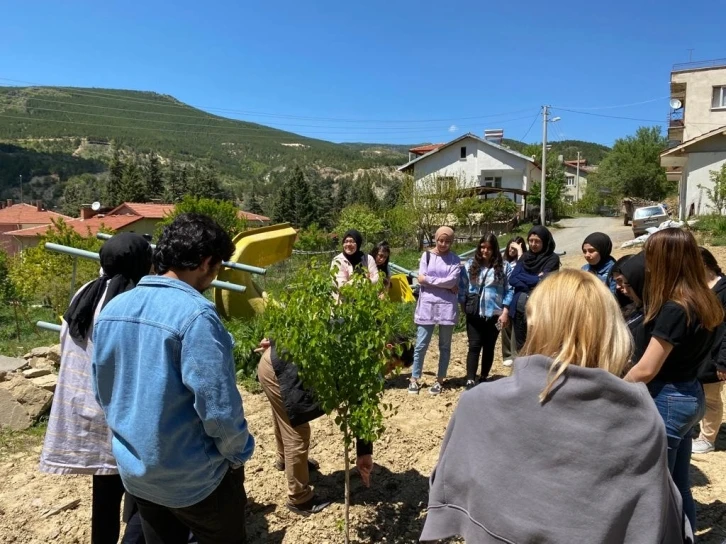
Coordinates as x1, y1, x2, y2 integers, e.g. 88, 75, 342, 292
286, 495, 332, 516
275, 457, 320, 472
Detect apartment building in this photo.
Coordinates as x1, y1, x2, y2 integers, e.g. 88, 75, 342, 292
661, 58, 726, 218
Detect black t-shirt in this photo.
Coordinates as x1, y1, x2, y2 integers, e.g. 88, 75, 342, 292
640, 301, 717, 382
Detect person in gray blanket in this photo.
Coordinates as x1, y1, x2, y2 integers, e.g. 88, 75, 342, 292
420, 268, 692, 544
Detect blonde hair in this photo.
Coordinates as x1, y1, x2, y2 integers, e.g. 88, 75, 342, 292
520, 269, 632, 402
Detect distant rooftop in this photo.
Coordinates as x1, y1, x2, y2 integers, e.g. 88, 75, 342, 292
673, 58, 726, 73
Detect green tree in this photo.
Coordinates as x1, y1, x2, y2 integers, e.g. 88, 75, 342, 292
381, 179, 402, 211
291, 167, 315, 228
264, 266, 398, 543
272, 178, 296, 224
699, 163, 726, 215
335, 204, 384, 244
107, 147, 124, 206
146, 153, 164, 199
596, 126, 670, 200
245, 181, 265, 216
155, 195, 246, 240
117, 158, 148, 203
8, 219, 109, 312
353, 173, 380, 211
312, 177, 335, 229
60, 173, 105, 216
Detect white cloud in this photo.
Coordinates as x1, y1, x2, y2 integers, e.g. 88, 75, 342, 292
448, 124, 458, 133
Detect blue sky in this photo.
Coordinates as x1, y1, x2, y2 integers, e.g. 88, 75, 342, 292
1, 0, 724, 146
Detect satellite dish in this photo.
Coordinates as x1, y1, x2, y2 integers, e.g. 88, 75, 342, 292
670, 98, 683, 110
91, 201, 101, 211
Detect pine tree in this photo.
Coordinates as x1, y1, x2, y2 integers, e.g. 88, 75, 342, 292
146, 153, 164, 199
381, 180, 402, 210
117, 158, 148, 203
164, 160, 180, 203
246, 181, 265, 215
354, 173, 379, 211
313, 176, 335, 229
291, 167, 315, 228
107, 147, 124, 207
272, 181, 295, 224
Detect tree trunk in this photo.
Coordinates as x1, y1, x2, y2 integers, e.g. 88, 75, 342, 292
344, 442, 351, 544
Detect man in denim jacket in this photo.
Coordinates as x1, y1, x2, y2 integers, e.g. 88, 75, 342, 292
93, 213, 255, 544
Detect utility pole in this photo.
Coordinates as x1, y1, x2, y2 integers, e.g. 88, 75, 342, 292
576, 151, 581, 202
540, 105, 549, 226
19, 175, 22, 205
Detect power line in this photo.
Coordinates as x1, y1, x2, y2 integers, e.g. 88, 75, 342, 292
0, 111, 540, 141
551, 96, 669, 111
520, 112, 540, 141
0, 76, 538, 124
553, 107, 726, 127
14, 102, 540, 134
0, 105, 540, 136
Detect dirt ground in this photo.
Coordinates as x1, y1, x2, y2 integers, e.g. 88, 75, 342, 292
2, 243, 726, 543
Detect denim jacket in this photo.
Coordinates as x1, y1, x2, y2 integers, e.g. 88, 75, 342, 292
92, 276, 255, 508
581, 258, 617, 294
458, 260, 514, 318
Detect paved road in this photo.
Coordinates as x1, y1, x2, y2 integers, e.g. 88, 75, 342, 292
551, 216, 633, 258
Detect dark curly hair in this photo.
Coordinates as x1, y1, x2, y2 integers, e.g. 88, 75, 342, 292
470, 233, 504, 282
504, 236, 526, 263
154, 213, 235, 274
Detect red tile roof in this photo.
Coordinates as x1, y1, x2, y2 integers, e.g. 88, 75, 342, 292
5, 216, 143, 238
409, 144, 445, 156
238, 210, 270, 222
108, 202, 175, 219
0, 204, 70, 225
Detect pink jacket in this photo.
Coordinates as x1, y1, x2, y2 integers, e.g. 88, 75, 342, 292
331, 253, 379, 288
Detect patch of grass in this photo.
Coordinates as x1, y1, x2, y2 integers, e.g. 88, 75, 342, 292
0, 420, 47, 460
690, 215, 726, 246
0, 304, 59, 357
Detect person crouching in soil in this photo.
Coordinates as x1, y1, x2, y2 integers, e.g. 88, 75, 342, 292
256, 336, 414, 515
421, 269, 692, 544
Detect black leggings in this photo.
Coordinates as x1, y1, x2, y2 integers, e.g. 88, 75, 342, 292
465, 315, 500, 381
514, 294, 529, 352
92, 474, 145, 544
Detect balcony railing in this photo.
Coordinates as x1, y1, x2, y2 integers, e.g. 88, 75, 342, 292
673, 58, 726, 73
668, 108, 684, 128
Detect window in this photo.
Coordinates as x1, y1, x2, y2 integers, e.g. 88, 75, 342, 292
712, 86, 726, 109
482, 176, 502, 188
633, 206, 666, 220
460, 146, 467, 159
567, 176, 575, 186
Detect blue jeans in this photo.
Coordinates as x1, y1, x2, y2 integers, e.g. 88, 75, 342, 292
411, 324, 455, 380
648, 380, 705, 533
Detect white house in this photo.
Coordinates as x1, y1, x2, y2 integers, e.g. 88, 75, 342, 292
398, 133, 541, 213
661, 126, 726, 217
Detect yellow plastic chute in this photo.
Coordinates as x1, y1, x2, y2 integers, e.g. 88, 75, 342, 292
388, 273, 415, 303
213, 223, 298, 319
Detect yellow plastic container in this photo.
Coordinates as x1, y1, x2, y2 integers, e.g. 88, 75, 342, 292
388, 273, 415, 303
213, 223, 297, 319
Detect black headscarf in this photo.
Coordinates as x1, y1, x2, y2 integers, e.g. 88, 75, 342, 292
619, 252, 645, 303
582, 232, 614, 270
522, 226, 559, 275
342, 229, 364, 269
64, 233, 153, 342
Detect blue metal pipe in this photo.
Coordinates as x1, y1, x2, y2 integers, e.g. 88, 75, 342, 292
44, 242, 246, 293
37, 321, 62, 333
95, 233, 267, 275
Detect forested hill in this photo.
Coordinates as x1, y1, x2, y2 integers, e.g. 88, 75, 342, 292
0, 86, 609, 213
502, 138, 611, 165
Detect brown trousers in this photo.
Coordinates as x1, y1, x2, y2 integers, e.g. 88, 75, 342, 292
257, 349, 314, 505
699, 382, 724, 444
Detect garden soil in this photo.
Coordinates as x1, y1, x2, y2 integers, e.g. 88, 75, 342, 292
2, 247, 726, 543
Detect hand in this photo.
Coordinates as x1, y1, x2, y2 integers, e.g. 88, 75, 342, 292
417, 274, 426, 285
254, 338, 271, 353
498, 313, 509, 328
718, 369, 726, 382
356, 454, 373, 487
449, 284, 459, 295
516, 243, 524, 257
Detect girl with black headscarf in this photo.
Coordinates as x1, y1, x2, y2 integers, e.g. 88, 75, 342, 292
581, 232, 617, 294
508, 226, 560, 350
331, 229, 379, 289
613, 252, 647, 362
40, 233, 152, 544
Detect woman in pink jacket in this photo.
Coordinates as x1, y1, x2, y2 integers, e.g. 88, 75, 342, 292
330, 229, 379, 289
409, 227, 461, 396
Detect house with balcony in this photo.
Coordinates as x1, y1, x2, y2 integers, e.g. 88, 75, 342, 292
398, 133, 541, 214
661, 58, 726, 218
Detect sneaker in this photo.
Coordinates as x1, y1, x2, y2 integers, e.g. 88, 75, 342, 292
503, 359, 513, 367
465, 380, 476, 391
408, 381, 421, 395
692, 438, 715, 454
286, 495, 332, 516
276, 457, 320, 472
429, 382, 443, 395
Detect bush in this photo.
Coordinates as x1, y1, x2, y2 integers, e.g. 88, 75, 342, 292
225, 316, 269, 380
295, 223, 336, 252
335, 204, 384, 246
690, 214, 726, 245
155, 196, 246, 240
9, 219, 109, 313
